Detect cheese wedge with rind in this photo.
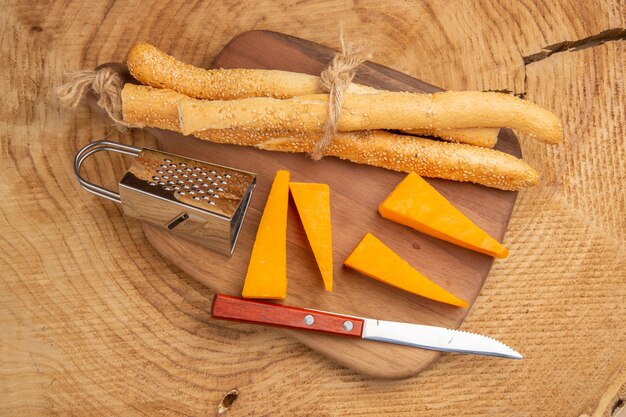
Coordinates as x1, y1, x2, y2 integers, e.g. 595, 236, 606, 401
242, 170, 290, 299
378, 172, 508, 258
289, 182, 333, 291
344, 233, 468, 308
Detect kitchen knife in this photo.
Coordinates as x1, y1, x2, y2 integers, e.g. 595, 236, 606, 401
211, 294, 522, 359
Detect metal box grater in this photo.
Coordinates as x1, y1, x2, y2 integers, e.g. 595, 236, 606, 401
74, 140, 256, 256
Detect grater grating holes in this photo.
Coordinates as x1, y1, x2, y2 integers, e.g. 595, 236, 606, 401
142, 158, 235, 208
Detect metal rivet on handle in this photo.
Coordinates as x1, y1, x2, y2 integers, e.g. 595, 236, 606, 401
342, 321, 353, 331
304, 315, 315, 325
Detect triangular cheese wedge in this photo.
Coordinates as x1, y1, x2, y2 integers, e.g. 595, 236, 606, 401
289, 182, 333, 291
242, 170, 290, 299
378, 173, 508, 258
344, 233, 468, 308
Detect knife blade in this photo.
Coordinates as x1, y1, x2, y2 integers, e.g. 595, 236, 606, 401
211, 294, 522, 359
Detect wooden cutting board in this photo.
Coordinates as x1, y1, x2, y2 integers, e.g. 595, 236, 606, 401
109, 31, 521, 379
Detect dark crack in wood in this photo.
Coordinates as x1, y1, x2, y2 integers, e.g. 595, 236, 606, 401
482, 89, 526, 99
524, 28, 626, 64
217, 389, 239, 415
612, 398, 624, 416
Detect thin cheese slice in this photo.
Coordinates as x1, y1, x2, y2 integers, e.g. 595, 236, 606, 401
289, 182, 333, 291
242, 170, 290, 299
378, 173, 509, 258
344, 233, 468, 308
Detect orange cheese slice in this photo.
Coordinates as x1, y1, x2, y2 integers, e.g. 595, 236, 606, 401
242, 170, 290, 299
378, 173, 509, 258
289, 182, 333, 291
344, 233, 468, 308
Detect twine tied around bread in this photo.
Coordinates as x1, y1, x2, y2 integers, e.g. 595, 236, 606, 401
310, 34, 370, 160
57, 33, 370, 155
57, 67, 131, 130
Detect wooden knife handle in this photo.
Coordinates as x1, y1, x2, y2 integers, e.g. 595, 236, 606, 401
211, 294, 364, 337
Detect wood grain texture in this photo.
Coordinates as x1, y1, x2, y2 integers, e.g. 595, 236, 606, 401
1, 1, 625, 416
130, 30, 520, 379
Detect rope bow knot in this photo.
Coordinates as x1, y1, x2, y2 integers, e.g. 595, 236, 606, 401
310, 36, 369, 160
57, 67, 130, 129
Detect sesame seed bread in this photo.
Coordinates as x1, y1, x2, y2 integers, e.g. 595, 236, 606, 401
177, 91, 563, 144
121, 84, 538, 190
127, 42, 498, 148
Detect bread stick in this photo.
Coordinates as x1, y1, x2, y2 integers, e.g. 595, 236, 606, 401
187, 128, 537, 190
127, 41, 377, 99
178, 91, 563, 143
127, 42, 499, 147
257, 131, 538, 191
121, 84, 538, 190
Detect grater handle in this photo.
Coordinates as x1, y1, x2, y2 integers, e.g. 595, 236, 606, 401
74, 140, 142, 203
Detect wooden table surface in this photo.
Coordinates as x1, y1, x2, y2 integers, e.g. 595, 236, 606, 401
2, 1, 625, 416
